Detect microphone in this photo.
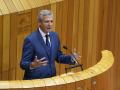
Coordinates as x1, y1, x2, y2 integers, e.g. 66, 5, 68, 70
63, 46, 79, 64
63, 46, 83, 72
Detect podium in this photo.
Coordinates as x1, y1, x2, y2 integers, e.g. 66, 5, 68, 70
0, 50, 114, 90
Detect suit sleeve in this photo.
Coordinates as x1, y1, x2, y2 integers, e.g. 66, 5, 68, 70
20, 37, 35, 71
55, 34, 75, 65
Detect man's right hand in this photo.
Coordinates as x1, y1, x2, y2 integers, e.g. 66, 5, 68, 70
30, 56, 48, 68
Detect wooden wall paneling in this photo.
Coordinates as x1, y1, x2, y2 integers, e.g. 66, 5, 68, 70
9, 13, 17, 80
16, 33, 24, 80
4, 0, 17, 13
82, 0, 90, 69
19, 0, 31, 10
56, 1, 64, 75
66, 0, 74, 52
16, 30, 32, 80
0, 0, 9, 15
90, 0, 100, 89
86, 0, 95, 70
16, 10, 32, 79
11, 0, 25, 12
61, 0, 68, 52
95, 0, 110, 90
32, 79, 46, 90
77, 0, 84, 69
101, 0, 109, 49
72, 0, 80, 72
17, 10, 32, 33
82, 0, 93, 89
72, 0, 79, 52
50, 3, 56, 31
0, 16, 3, 80
44, 78, 57, 90
31, 8, 38, 32
2, 15, 10, 80
103, 0, 117, 90
91, 0, 100, 67
65, 0, 74, 74
115, 0, 120, 89
61, 76, 75, 90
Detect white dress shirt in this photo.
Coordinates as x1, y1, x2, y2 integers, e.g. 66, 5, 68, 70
39, 28, 51, 46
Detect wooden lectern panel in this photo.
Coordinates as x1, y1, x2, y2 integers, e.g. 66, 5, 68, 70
9, 80, 22, 90
0, 81, 9, 90
60, 75, 76, 90
52, 76, 66, 90
0, 0, 9, 15
32, 79, 45, 90
4, 0, 17, 13
44, 78, 57, 90
21, 80, 34, 90
0, 50, 114, 90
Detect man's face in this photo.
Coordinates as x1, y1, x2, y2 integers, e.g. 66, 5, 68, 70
39, 15, 53, 33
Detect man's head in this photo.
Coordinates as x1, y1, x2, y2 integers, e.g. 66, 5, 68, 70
38, 10, 53, 33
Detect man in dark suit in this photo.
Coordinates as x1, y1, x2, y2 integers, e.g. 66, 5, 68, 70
20, 10, 78, 80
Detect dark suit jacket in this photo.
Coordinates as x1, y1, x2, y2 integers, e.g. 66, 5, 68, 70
20, 29, 74, 80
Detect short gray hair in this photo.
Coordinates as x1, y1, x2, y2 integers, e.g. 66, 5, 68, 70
38, 10, 53, 22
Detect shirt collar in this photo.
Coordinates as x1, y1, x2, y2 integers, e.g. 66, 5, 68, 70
39, 28, 49, 37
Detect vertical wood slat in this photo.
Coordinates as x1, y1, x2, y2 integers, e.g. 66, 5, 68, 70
61, 76, 76, 90
115, 0, 120, 90
77, 0, 84, 65
56, 1, 63, 75
0, 16, 3, 80
9, 13, 17, 80
2, 15, 10, 80
50, 3, 56, 31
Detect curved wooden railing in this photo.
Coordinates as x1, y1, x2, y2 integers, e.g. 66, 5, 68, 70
0, 50, 114, 90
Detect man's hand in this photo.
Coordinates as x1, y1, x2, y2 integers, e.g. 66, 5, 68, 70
72, 52, 81, 65
30, 56, 48, 68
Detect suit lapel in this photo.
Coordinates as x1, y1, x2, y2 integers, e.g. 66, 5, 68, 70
49, 32, 56, 60
36, 29, 51, 59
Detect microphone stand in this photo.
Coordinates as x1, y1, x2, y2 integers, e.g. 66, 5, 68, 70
65, 64, 83, 73
63, 46, 84, 73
